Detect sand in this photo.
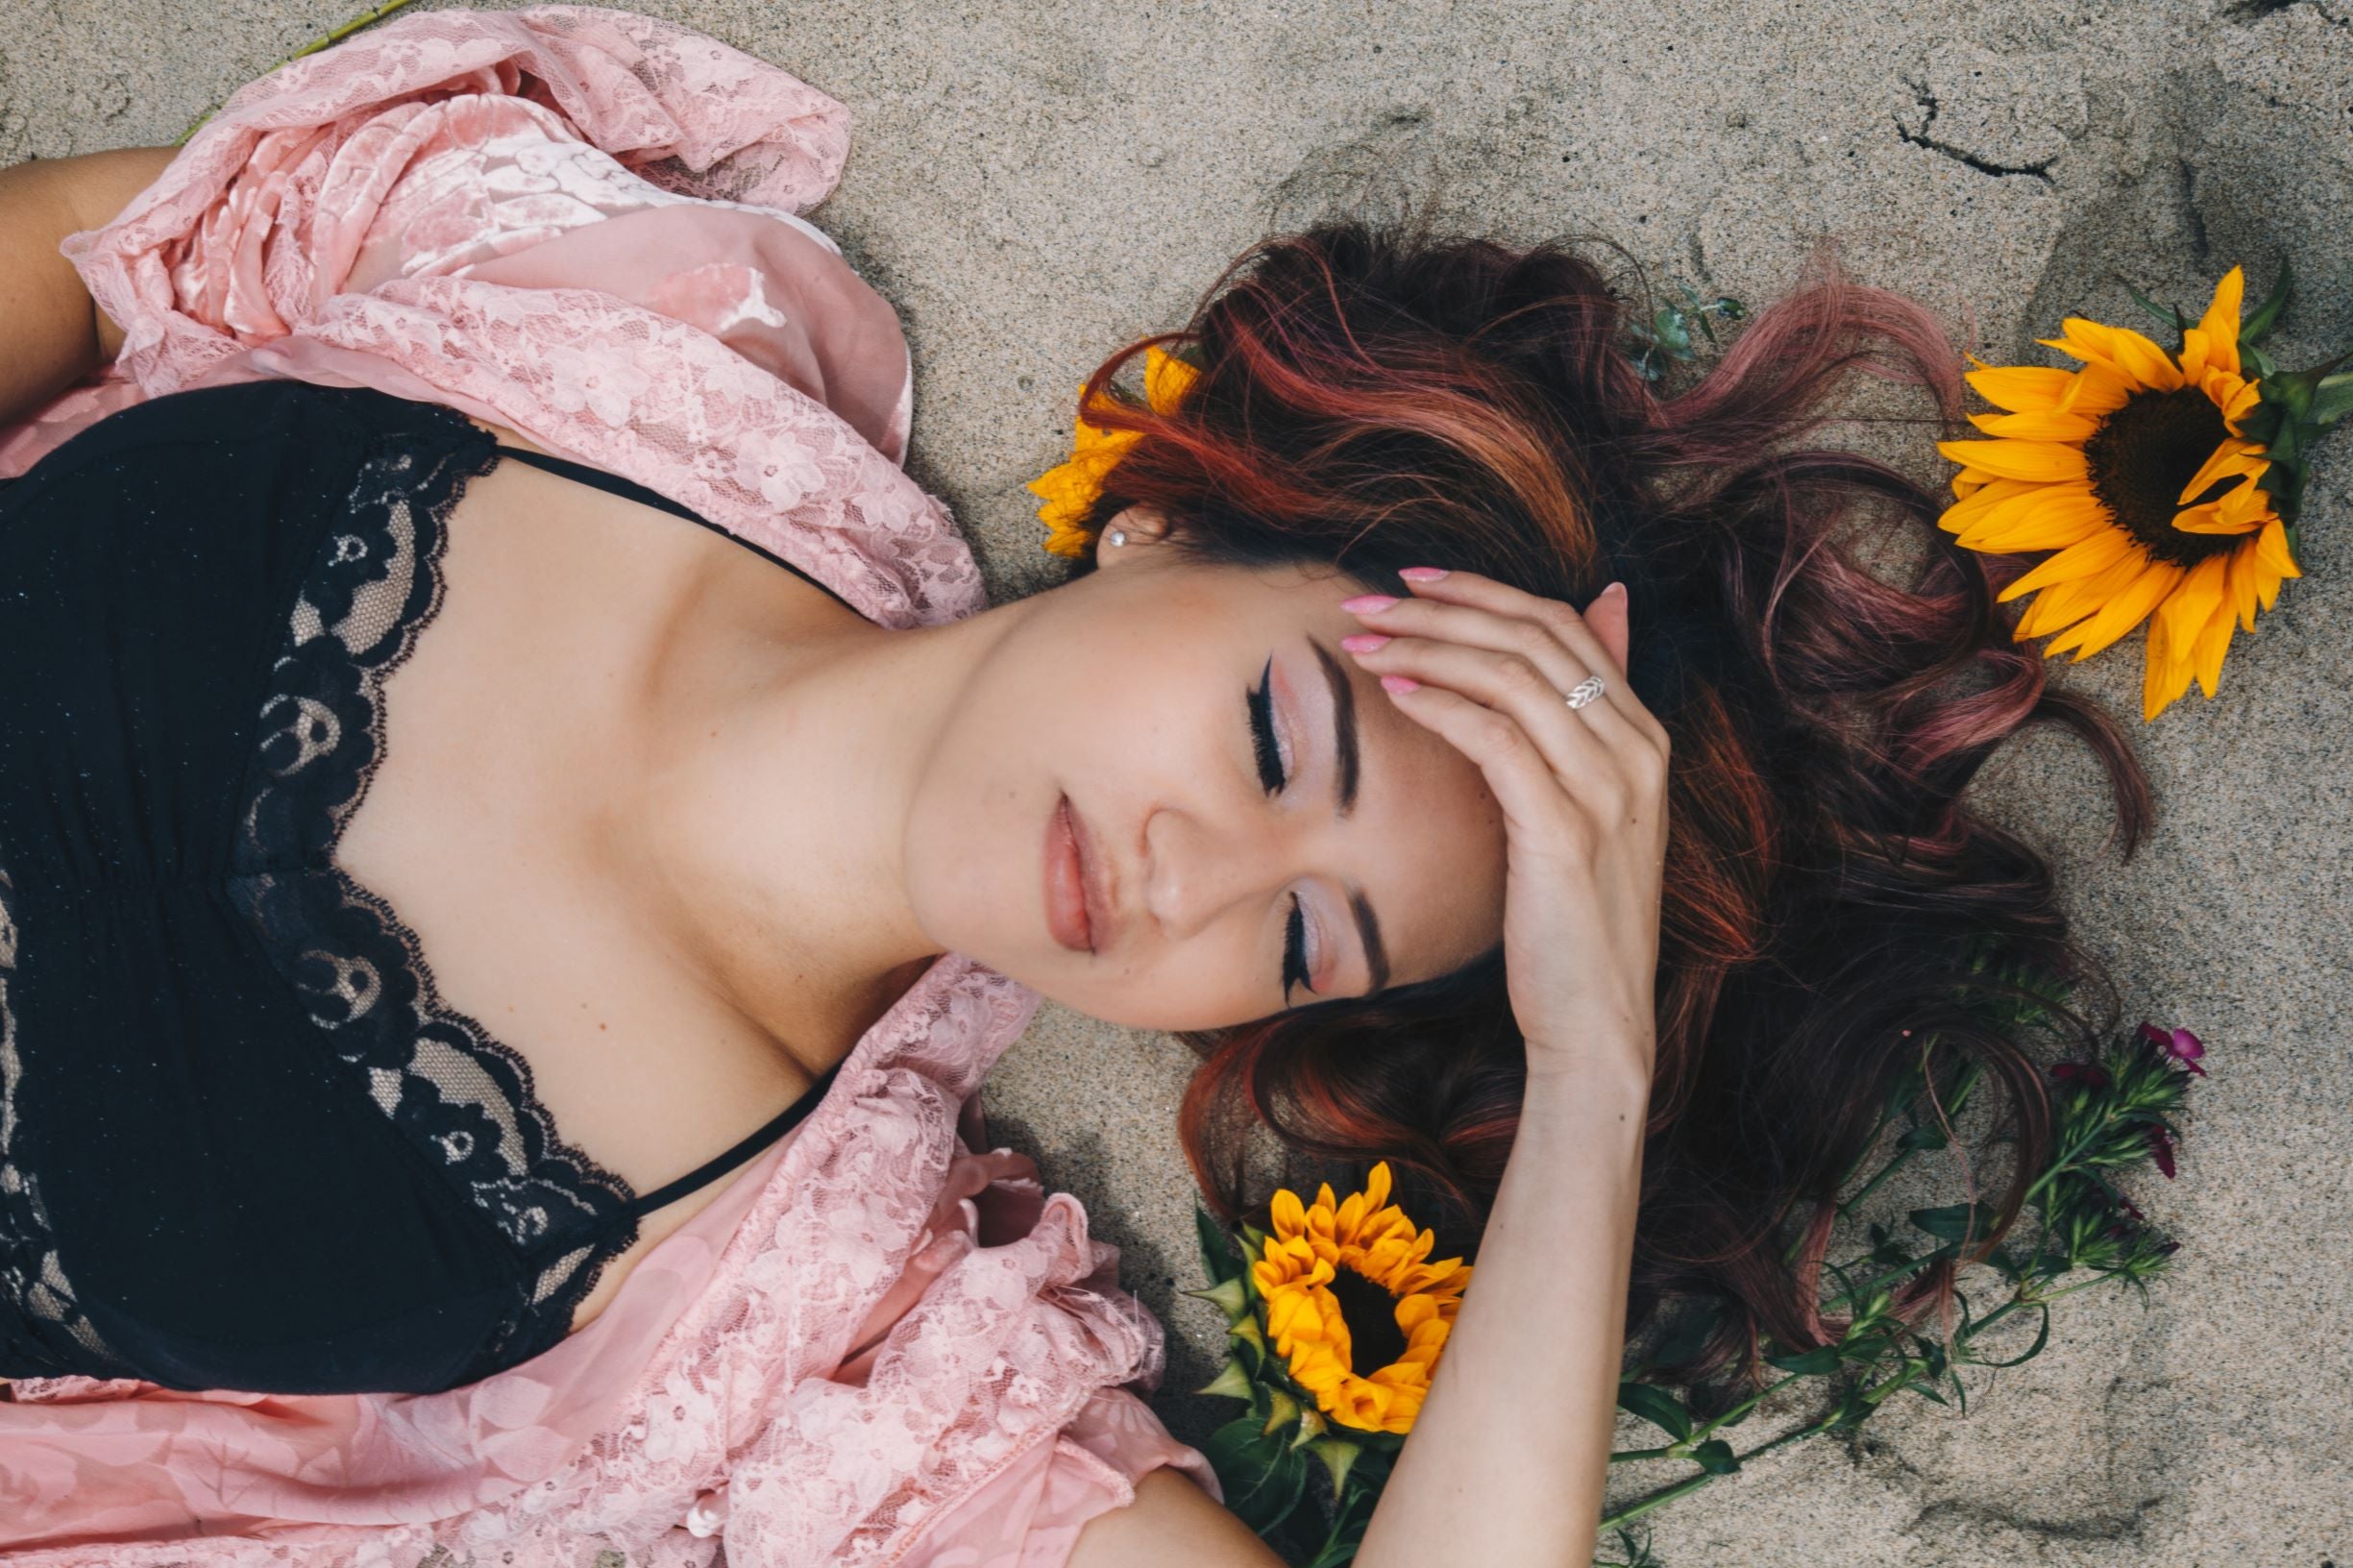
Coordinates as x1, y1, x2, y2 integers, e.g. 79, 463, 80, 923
4, 0, 2347, 1560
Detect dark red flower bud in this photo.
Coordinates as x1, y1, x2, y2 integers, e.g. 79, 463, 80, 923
2050, 1062, 2111, 1089
2147, 1126, 2177, 1180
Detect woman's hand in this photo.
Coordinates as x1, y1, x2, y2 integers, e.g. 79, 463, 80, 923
1340, 568, 1670, 1089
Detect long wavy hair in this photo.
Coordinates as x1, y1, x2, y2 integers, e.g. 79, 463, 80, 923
1056, 211, 2152, 1383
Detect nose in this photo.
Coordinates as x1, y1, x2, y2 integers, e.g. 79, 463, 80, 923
1143, 804, 1300, 940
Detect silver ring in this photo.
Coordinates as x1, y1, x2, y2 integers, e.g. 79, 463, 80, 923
1564, 675, 1606, 710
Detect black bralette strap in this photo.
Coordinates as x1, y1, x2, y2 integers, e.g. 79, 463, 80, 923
612, 1061, 846, 1223
492, 445, 710, 526
488, 444, 867, 620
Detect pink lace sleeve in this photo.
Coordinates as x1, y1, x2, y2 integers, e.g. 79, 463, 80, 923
0, 3, 967, 628
890, 1391, 1223, 1568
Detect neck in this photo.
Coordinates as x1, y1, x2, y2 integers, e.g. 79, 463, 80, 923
609, 588, 1030, 1075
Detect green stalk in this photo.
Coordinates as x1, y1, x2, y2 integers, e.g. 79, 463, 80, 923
1596, 1414, 1840, 1534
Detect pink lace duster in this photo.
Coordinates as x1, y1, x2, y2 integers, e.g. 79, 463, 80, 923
0, 7, 1213, 1563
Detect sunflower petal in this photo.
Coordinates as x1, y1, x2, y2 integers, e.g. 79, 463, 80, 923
2191, 587, 2238, 698
2255, 517, 2301, 578
1997, 526, 2139, 600
2142, 615, 2194, 722
1965, 361, 2079, 413
2155, 553, 2229, 652
2013, 547, 2157, 638
2176, 441, 2266, 506
2194, 266, 2245, 379
1938, 476, 2040, 533
1935, 439, 2091, 484
1956, 486, 2108, 553
1968, 408, 2103, 442
2044, 560, 2184, 661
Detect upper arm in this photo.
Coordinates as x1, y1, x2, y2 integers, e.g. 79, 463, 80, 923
0, 145, 175, 424
1065, 1467, 1285, 1568
53, 146, 179, 357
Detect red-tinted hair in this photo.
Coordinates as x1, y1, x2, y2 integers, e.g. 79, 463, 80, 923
1061, 212, 2150, 1381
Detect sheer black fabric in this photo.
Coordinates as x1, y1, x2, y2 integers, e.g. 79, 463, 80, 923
0, 380, 852, 1394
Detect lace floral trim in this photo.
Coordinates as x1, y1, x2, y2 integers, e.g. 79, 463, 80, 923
0, 861, 140, 1380
223, 405, 640, 1376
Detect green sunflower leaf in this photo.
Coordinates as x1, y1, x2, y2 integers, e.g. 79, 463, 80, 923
2120, 279, 2188, 349
1201, 1416, 1311, 1535
1195, 1205, 1246, 1286
1617, 1381, 1695, 1441
2241, 257, 2293, 348
2307, 371, 2353, 429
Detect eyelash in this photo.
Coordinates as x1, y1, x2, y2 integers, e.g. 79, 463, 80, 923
1248, 659, 1315, 1001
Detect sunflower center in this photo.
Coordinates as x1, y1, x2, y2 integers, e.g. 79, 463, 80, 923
2081, 386, 2245, 568
1329, 1263, 1409, 1374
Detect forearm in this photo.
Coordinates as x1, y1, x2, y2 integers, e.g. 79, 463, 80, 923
0, 146, 176, 425
1356, 1048, 1649, 1567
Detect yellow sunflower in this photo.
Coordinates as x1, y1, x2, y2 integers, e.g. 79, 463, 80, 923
1934, 266, 2300, 722
1248, 1162, 1471, 1435
1025, 343, 1202, 557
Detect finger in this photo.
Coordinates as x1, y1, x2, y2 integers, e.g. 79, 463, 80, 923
1582, 584, 1631, 675
1344, 590, 1648, 752
1346, 632, 1626, 792
1377, 571, 1664, 745
1374, 677, 1591, 859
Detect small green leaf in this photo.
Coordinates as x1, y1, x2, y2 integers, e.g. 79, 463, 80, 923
1764, 1344, 1842, 1376
2307, 371, 2353, 429
2241, 257, 2293, 348
1196, 1357, 1254, 1402
1617, 1381, 1694, 1441
1972, 1302, 2053, 1369
1308, 1433, 1365, 1495
1201, 1417, 1310, 1534
1899, 1123, 1950, 1152
1689, 1438, 1742, 1475
1194, 1206, 1245, 1286
2120, 279, 2187, 347
1910, 1202, 1995, 1244
1183, 1277, 1250, 1322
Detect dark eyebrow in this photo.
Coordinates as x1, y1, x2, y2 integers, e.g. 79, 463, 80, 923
1308, 635, 1390, 995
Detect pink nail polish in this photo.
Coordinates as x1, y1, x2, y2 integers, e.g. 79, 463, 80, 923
1340, 594, 1398, 614
1339, 633, 1391, 653
1398, 566, 1450, 582
1380, 674, 1420, 694
1604, 580, 1628, 600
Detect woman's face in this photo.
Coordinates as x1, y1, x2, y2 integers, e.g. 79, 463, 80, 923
900, 508, 1512, 1031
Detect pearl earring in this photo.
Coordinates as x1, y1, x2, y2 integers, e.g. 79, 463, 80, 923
1107, 529, 1127, 547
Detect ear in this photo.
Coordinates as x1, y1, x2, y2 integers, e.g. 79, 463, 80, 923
1091, 504, 1171, 568
1581, 582, 1631, 675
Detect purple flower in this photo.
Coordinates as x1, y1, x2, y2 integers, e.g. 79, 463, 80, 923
2136, 1021, 2208, 1077
2050, 1062, 2111, 1089
2147, 1126, 2177, 1180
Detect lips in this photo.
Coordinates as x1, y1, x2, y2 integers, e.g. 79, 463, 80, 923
1066, 795, 1113, 953
1044, 794, 1094, 953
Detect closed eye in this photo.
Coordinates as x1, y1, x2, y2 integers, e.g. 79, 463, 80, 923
1248, 655, 1314, 1000
1248, 654, 1287, 794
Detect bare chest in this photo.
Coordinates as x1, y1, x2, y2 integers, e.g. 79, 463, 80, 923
325, 445, 835, 1335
